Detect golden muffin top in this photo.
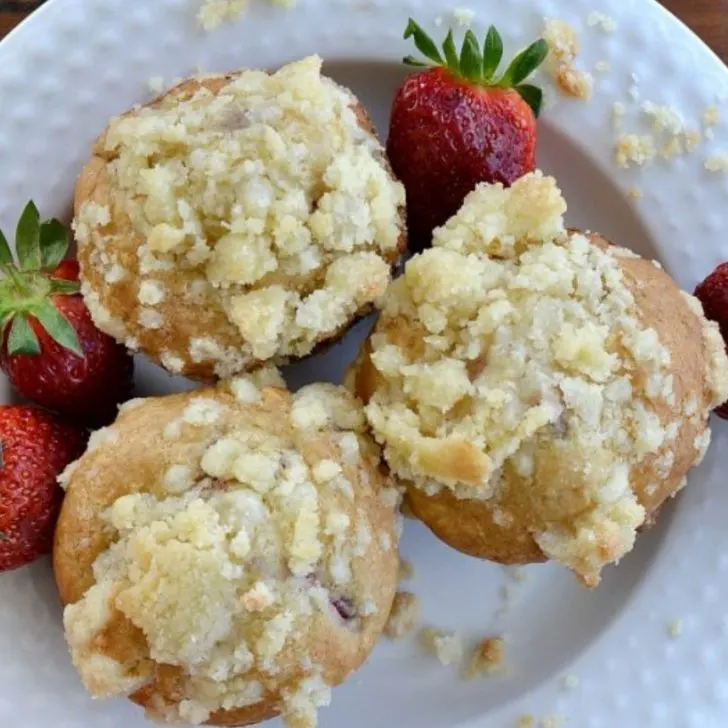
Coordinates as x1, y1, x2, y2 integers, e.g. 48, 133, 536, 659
59, 373, 399, 727
361, 172, 728, 583
74, 56, 405, 377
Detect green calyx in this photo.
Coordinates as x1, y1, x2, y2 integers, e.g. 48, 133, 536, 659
403, 18, 549, 117
0, 202, 82, 358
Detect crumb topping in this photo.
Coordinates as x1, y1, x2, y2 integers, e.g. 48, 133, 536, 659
361, 172, 698, 583
62, 382, 397, 728
76, 56, 404, 375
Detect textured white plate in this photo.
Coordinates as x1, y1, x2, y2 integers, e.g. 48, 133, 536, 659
1, 0, 727, 726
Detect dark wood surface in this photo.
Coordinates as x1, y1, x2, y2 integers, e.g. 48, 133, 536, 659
0, 1, 727, 58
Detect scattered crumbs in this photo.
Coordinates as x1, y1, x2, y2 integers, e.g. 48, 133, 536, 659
642, 101, 683, 134
197, 0, 295, 31
705, 153, 728, 173
685, 129, 702, 151
668, 619, 684, 639
385, 592, 420, 639
398, 559, 414, 582
517, 718, 535, 728
434, 14, 444, 27
628, 84, 640, 102
465, 637, 506, 678
543, 18, 592, 101
561, 674, 580, 690
615, 134, 656, 168
541, 716, 566, 728
627, 187, 643, 201
556, 65, 593, 100
594, 60, 611, 73
198, 0, 247, 30
613, 102, 626, 129
147, 76, 165, 94
543, 18, 579, 65
453, 7, 475, 27
660, 135, 684, 161
420, 628, 464, 666
703, 105, 720, 127
706, 128, 716, 140
586, 10, 617, 32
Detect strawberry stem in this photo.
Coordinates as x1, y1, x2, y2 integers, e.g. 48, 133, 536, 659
0, 203, 82, 359
2, 265, 28, 296
401, 18, 548, 117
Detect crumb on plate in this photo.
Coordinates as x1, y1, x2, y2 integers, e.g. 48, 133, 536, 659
587, 10, 617, 32
555, 65, 593, 100
198, 0, 295, 31
465, 637, 506, 678
703, 105, 720, 127
385, 591, 420, 638
420, 628, 463, 666
627, 187, 643, 201
615, 133, 656, 168
705, 153, 728, 173
543, 19, 592, 100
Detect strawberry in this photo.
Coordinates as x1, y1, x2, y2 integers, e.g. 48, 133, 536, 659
388, 20, 547, 249
695, 262, 728, 419
51, 259, 80, 282
0, 405, 86, 572
0, 202, 134, 427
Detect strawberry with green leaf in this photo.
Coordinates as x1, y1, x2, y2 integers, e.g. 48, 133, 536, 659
0, 202, 133, 426
388, 19, 548, 249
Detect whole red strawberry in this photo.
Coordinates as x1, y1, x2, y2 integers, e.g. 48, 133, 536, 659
388, 20, 547, 249
695, 262, 728, 419
0, 405, 86, 572
0, 202, 134, 426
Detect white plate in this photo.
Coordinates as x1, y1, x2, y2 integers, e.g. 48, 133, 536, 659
1, 0, 727, 726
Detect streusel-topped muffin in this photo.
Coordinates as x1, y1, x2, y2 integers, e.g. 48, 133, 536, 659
74, 56, 406, 379
351, 172, 728, 586
54, 372, 399, 726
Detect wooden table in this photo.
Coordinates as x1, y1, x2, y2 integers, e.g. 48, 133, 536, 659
1, 0, 727, 59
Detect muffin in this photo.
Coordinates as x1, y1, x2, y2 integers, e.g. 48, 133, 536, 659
54, 372, 400, 727
73, 56, 407, 379
350, 172, 728, 587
